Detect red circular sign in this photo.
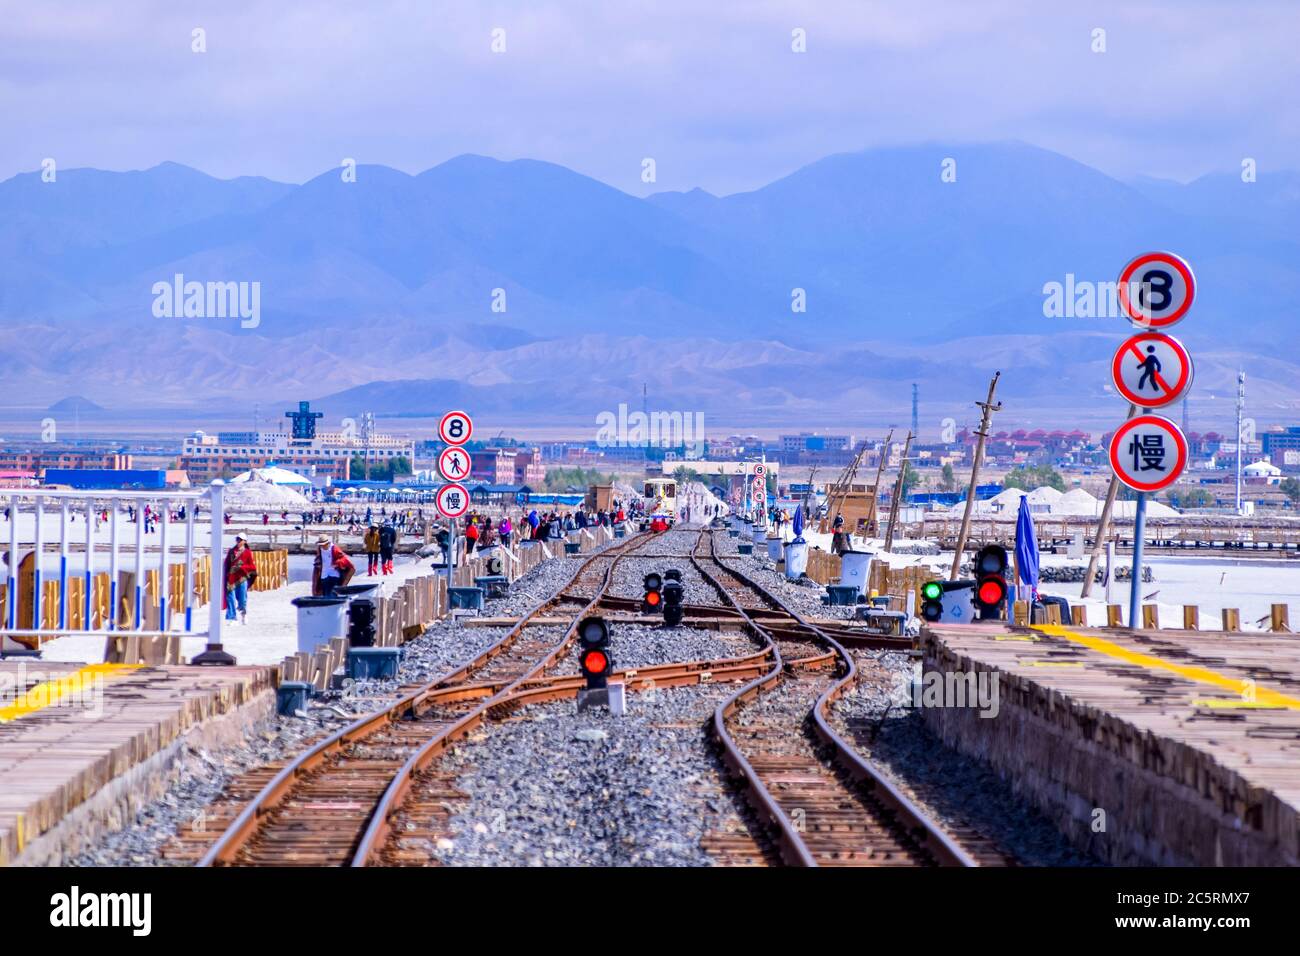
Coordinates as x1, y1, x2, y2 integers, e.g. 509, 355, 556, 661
438, 410, 473, 446
1110, 332, 1194, 408
437, 446, 472, 482
1108, 415, 1189, 493
435, 482, 470, 518
1117, 252, 1195, 329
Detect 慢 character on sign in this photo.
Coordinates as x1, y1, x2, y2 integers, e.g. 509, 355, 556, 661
1129, 434, 1166, 472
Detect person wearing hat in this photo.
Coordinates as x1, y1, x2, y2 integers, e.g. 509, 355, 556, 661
312, 535, 355, 597
223, 533, 257, 624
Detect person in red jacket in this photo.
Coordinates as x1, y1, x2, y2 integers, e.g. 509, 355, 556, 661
223, 534, 257, 624
464, 518, 480, 554
312, 535, 355, 597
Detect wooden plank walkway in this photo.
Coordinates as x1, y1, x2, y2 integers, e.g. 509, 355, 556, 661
922, 623, 1300, 865
0, 662, 272, 864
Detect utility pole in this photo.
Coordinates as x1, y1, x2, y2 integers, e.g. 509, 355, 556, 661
1081, 404, 1137, 598
950, 372, 1002, 580
864, 429, 893, 537
884, 431, 913, 552
911, 383, 919, 440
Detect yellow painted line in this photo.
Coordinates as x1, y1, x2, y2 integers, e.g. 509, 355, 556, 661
1017, 660, 1085, 668
1032, 624, 1300, 711
0, 663, 140, 722
994, 635, 1041, 642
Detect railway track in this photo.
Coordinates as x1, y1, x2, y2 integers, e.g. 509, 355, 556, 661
694, 531, 995, 867
196, 532, 661, 866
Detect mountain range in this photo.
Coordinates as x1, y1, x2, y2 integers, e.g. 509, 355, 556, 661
1, 142, 1297, 434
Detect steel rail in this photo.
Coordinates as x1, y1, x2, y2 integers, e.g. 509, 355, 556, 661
197, 531, 653, 867
702, 532, 980, 868
351, 529, 672, 864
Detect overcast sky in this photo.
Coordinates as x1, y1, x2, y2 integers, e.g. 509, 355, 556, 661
3, 0, 1297, 194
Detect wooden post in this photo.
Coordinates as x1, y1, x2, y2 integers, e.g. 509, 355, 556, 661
1270, 604, 1291, 633
864, 429, 893, 537
1183, 605, 1200, 630
883, 431, 912, 553
1081, 403, 1138, 598
1222, 608, 1241, 632
1106, 604, 1123, 627
950, 372, 1002, 579
1070, 605, 1086, 626
1142, 604, 1159, 630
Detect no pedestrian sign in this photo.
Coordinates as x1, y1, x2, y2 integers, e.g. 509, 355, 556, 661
1108, 415, 1188, 493
438, 446, 472, 482
435, 482, 470, 518
1111, 332, 1194, 408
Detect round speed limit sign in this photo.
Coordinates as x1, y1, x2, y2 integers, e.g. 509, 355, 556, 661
1117, 252, 1195, 329
753, 463, 766, 477
438, 410, 473, 446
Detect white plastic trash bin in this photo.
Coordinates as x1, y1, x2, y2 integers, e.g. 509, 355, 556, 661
751, 523, 766, 544
766, 536, 783, 561
291, 596, 348, 655
839, 550, 873, 597
784, 539, 809, 579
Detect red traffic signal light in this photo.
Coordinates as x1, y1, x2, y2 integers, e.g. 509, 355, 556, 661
642, 572, 664, 614
578, 616, 612, 689
973, 545, 1009, 620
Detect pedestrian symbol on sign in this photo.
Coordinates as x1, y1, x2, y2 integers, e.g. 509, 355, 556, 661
1136, 346, 1161, 392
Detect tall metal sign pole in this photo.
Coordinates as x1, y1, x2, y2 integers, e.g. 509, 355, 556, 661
1236, 370, 1246, 515
1111, 252, 1196, 627
438, 411, 474, 581
950, 372, 1002, 580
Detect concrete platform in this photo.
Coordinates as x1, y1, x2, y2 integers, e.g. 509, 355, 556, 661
0, 661, 274, 865
921, 623, 1300, 866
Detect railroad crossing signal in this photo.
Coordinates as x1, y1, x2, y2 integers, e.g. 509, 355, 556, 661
1108, 414, 1189, 493
1111, 332, 1193, 409
577, 616, 613, 690
973, 545, 1009, 620
435, 482, 470, 518
1117, 251, 1196, 329
438, 410, 473, 446
437, 446, 472, 482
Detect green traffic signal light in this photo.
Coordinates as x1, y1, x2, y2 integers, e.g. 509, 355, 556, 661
922, 581, 943, 601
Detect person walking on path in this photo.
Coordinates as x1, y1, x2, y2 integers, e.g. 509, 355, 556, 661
312, 535, 355, 597
223, 533, 257, 624
379, 520, 398, 575
364, 524, 381, 576
464, 518, 480, 555
499, 516, 513, 549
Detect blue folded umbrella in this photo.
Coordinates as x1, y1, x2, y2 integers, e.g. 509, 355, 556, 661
1015, 495, 1040, 599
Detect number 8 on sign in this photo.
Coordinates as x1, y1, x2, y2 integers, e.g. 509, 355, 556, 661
1117, 252, 1195, 329
439, 410, 473, 446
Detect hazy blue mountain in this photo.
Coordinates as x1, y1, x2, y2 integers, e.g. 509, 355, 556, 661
0, 143, 1297, 425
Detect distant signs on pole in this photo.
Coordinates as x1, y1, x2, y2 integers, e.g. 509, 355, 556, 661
753, 463, 766, 477
435, 481, 470, 518
437, 446, 472, 482
1108, 415, 1189, 493
1111, 332, 1194, 408
438, 410, 473, 446
1117, 251, 1196, 329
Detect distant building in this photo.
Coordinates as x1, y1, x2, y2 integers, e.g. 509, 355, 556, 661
470, 448, 517, 484
0, 450, 132, 476
1262, 427, 1300, 464
180, 402, 414, 484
